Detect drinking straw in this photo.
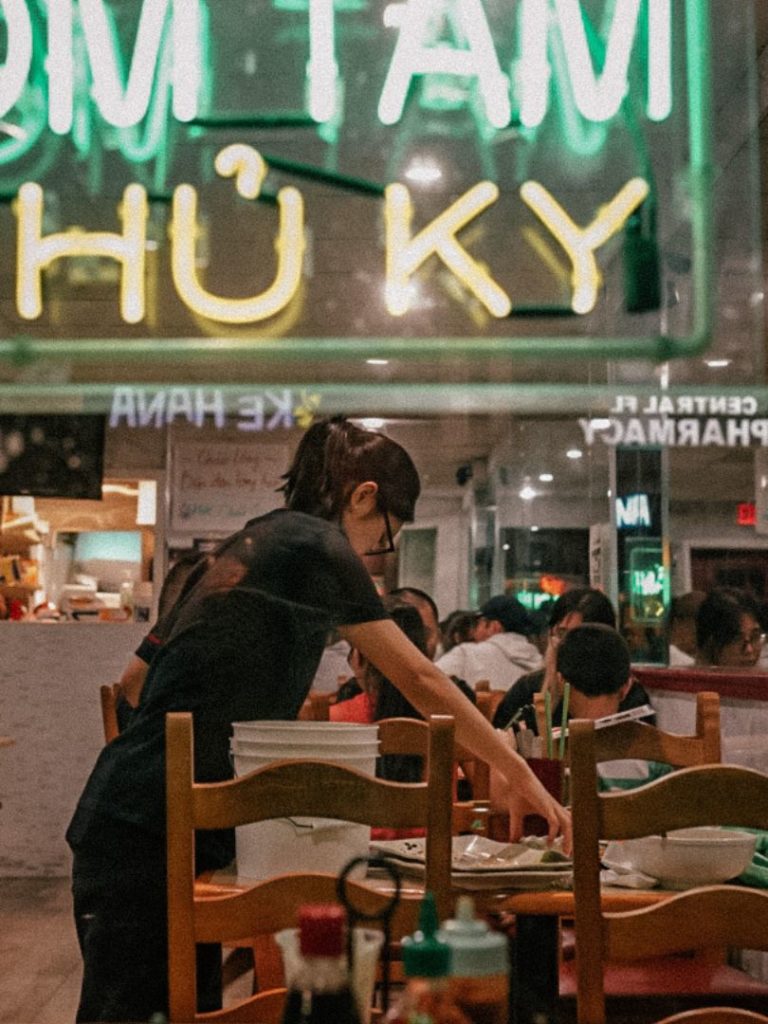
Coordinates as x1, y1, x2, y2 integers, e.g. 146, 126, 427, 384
559, 682, 570, 760
544, 689, 553, 758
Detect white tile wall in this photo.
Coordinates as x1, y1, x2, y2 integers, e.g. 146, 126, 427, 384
0, 623, 148, 876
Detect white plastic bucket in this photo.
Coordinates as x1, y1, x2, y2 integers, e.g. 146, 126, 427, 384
230, 721, 379, 880
232, 720, 378, 743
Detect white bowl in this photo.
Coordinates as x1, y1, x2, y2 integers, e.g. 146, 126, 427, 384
606, 827, 756, 889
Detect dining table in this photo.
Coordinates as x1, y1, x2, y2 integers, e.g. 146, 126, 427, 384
197, 866, 670, 1024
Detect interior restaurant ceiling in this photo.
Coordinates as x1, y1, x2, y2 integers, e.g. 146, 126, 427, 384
0, 0, 763, 412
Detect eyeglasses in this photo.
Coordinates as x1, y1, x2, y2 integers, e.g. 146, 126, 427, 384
732, 630, 767, 654
364, 506, 396, 556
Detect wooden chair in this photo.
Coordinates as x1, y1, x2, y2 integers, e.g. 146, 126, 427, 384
557, 693, 722, 969
475, 681, 506, 723
166, 711, 455, 1023
99, 683, 121, 744
377, 716, 490, 819
568, 719, 768, 1024
531, 689, 721, 768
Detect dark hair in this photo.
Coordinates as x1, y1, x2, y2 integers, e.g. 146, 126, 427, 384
281, 416, 420, 523
556, 623, 630, 696
549, 587, 616, 630
389, 586, 439, 623
371, 598, 426, 783
695, 587, 761, 664
669, 591, 706, 624
372, 598, 426, 721
440, 609, 478, 652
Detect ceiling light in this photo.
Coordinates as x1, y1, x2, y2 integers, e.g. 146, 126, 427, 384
704, 358, 731, 368
502, 543, 510, 551
404, 158, 443, 185
366, 358, 389, 366
566, 448, 583, 460
359, 417, 385, 430
530, 525, 540, 532
538, 473, 553, 483
519, 485, 536, 500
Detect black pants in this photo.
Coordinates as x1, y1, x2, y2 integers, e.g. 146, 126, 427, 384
71, 824, 222, 1023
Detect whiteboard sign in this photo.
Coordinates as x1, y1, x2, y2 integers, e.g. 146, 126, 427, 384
171, 441, 289, 534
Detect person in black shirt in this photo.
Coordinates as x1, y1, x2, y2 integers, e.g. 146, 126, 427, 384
493, 587, 653, 731
68, 416, 570, 1023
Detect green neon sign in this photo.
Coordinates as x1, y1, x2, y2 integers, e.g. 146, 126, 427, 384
0, 0, 719, 365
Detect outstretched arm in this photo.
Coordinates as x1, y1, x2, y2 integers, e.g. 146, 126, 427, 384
340, 618, 571, 850
118, 655, 150, 707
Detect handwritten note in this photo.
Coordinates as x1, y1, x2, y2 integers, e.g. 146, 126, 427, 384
171, 441, 290, 533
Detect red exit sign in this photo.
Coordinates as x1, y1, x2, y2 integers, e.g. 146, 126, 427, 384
737, 502, 756, 526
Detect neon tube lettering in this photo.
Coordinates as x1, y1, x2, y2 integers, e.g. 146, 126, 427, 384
77, 0, 200, 129
518, 0, 671, 127
384, 181, 511, 317
171, 144, 305, 323
379, 0, 510, 128
306, 0, 339, 123
0, 0, 32, 120
521, 177, 649, 314
16, 181, 148, 323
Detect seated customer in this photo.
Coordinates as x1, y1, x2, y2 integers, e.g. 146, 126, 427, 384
493, 587, 652, 730
490, 624, 664, 810
695, 586, 764, 668
495, 589, 651, 733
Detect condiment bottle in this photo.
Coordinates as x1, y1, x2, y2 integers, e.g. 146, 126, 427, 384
383, 892, 470, 1024
280, 903, 361, 1024
439, 896, 509, 1024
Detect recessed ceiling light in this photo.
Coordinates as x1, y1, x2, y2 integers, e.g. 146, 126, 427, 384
360, 418, 385, 430
538, 473, 553, 483
502, 543, 511, 551
566, 448, 583, 460
704, 359, 731, 368
366, 358, 389, 366
519, 485, 536, 500
530, 525, 540, 532
404, 158, 443, 185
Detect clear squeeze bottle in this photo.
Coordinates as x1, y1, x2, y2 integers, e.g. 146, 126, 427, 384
383, 892, 470, 1024
280, 903, 361, 1024
439, 896, 510, 1024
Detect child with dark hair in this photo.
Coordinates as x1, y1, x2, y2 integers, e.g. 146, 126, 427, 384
493, 587, 652, 730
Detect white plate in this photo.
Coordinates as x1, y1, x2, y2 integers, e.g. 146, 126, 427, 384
371, 834, 571, 873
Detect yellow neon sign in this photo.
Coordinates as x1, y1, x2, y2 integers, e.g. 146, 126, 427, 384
384, 181, 511, 317
16, 181, 148, 324
520, 177, 650, 314
12, 146, 647, 326
171, 144, 305, 324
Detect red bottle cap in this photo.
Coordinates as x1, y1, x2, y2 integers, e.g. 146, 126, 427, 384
298, 904, 346, 957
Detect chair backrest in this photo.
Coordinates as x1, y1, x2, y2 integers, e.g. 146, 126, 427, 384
532, 690, 721, 767
569, 718, 768, 1024
475, 683, 506, 723
377, 716, 491, 805
166, 711, 455, 1023
99, 683, 121, 744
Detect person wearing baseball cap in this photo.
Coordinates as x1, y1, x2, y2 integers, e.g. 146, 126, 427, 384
436, 593, 542, 691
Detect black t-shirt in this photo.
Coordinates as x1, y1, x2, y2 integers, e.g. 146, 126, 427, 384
67, 510, 386, 863
492, 668, 655, 731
